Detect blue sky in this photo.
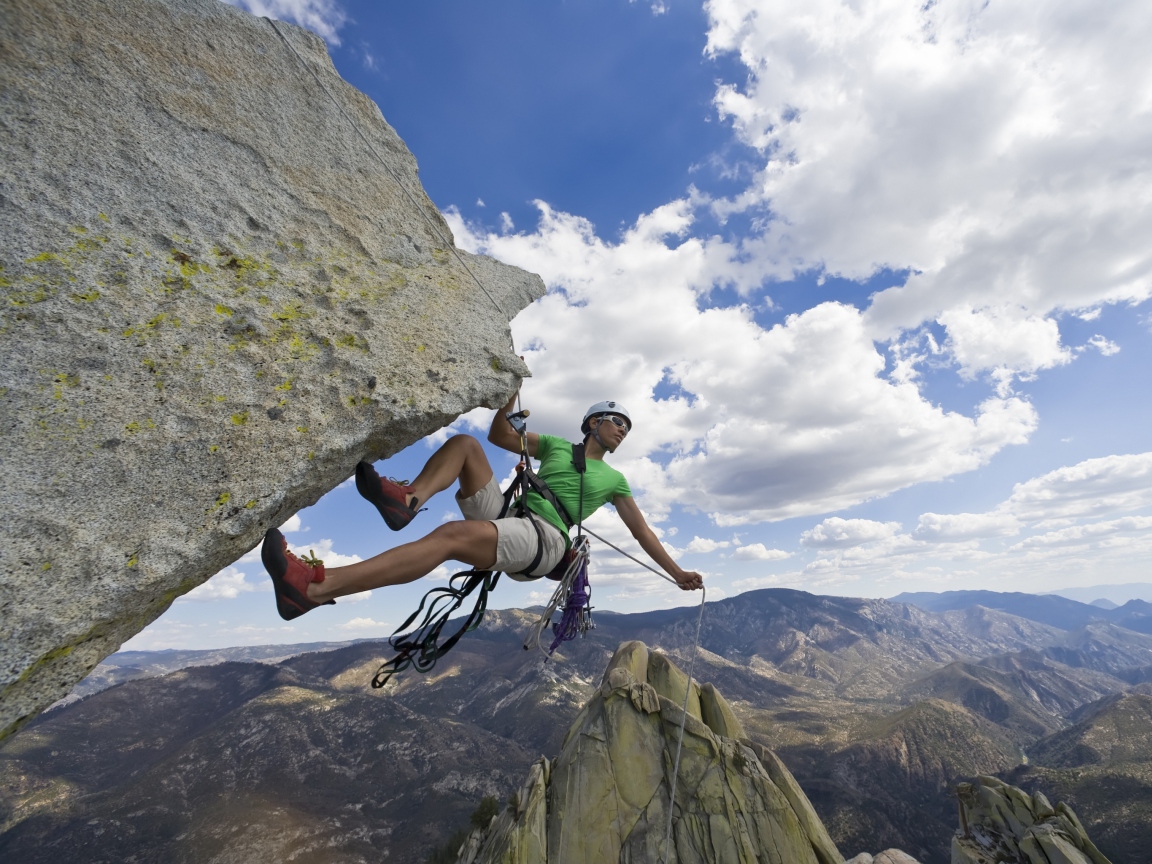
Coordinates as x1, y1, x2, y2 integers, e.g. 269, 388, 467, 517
126, 0, 1152, 650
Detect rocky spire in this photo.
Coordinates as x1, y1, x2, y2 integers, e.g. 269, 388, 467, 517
952, 775, 1112, 864
457, 641, 844, 864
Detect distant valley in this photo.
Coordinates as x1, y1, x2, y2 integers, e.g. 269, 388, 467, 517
3, 588, 1151, 864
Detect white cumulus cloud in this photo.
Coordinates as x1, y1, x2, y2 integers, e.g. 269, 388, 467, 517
704, 0, 1151, 363
180, 566, 260, 602
449, 206, 1037, 527
800, 518, 902, 549
913, 512, 1021, 542
731, 543, 791, 561
1000, 453, 1152, 522
338, 617, 391, 633
802, 451, 1152, 587
1013, 515, 1152, 549
223, 0, 348, 45
683, 536, 731, 554
1085, 335, 1121, 356
936, 306, 1072, 394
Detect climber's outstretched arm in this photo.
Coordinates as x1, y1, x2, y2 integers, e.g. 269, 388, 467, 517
615, 495, 703, 591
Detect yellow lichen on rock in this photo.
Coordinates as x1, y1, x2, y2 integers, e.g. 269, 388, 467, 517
0, 0, 544, 740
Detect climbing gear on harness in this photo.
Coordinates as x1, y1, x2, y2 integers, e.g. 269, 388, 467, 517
581, 400, 632, 433
522, 534, 594, 658
371, 408, 577, 687
355, 461, 422, 531
522, 438, 597, 658
261, 527, 336, 620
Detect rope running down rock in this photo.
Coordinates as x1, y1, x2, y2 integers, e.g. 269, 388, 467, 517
580, 526, 706, 864
267, 18, 516, 352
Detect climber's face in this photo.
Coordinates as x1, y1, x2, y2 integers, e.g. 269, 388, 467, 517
591, 414, 629, 450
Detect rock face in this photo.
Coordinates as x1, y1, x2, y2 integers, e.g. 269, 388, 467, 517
457, 641, 844, 864
0, 0, 543, 740
951, 776, 1111, 864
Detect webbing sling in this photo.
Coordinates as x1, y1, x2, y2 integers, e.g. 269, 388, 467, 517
370, 479, 517, 688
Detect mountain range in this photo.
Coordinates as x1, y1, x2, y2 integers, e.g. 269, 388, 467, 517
2, 588, 1150, 863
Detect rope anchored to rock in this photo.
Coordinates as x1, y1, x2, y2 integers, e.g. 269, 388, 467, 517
575, 526, 706, 863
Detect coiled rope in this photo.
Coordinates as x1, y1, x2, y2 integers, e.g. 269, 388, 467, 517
522, 535, 593, 659
267, 18, 516, 352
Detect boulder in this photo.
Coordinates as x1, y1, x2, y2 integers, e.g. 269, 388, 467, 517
951, 776, 1112, 864
457, 641, 845, 864
874, 852, 922, 864
0, 0, 543, 740
845, 849, 922, 863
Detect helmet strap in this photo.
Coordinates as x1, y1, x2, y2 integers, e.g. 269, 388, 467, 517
588, 420, 614, 454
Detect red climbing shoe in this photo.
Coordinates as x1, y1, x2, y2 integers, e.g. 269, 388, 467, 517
355, 460, 420, 531
261, 527, 335, 621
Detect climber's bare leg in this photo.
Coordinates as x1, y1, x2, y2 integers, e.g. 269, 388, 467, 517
403, 434, 493, 508
306, 520, 498, 602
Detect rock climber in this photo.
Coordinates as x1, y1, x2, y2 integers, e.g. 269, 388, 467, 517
261, 395, 705, 619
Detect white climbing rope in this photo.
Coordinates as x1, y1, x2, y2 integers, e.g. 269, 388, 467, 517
266, 18, 517, 353
579, 526, 706, 864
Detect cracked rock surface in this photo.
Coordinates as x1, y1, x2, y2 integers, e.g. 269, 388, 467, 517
0, 0, 543, 740
951, 776, 1112, 864
458, 641, 845, 864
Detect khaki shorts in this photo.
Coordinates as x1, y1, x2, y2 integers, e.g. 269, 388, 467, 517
457, 476, 567, 580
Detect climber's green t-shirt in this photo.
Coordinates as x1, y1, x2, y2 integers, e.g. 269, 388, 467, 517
524, 434, 632, 545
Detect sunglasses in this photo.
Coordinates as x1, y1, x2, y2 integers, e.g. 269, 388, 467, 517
597, 414, 629, 431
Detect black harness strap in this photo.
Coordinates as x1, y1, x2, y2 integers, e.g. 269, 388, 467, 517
519, 468, 574, 529
518, 442, 585, 526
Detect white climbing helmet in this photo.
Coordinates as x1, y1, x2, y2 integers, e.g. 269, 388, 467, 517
581, 400, 632, 434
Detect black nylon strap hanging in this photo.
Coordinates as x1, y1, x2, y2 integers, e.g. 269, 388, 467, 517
370, 480, 518, 688
572, 441, 586, 535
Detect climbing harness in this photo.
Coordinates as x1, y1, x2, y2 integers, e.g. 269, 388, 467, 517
522, 437, 594, 659
266, 18, 516, 354
371, 405, 555, 687
521, 535, 594, 659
